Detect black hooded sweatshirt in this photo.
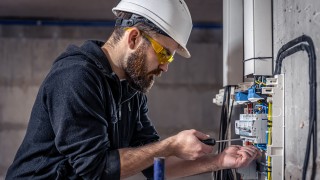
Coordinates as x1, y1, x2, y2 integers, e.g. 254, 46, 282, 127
6, 40, 159, 180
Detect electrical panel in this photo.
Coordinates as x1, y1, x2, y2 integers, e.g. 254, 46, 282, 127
219, 0, 287, 178
212, 75, 284, 179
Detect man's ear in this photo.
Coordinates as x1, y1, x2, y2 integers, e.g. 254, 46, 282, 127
127, 27, 142, 50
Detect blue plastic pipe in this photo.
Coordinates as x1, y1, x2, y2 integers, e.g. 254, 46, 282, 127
0, 19, 222, 29
154, 157, 165, 180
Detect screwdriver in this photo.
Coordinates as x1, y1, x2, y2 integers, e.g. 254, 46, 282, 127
201, 138, 245, 146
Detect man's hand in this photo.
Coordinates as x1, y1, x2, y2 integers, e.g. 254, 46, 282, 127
217, 145, 261, 169
169, 129, 214, 160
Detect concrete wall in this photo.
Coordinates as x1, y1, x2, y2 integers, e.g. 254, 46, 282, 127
273, 0, 320, 179
0, 25, 222, 179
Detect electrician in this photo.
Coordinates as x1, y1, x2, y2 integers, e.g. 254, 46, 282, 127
6, 0, 261, 179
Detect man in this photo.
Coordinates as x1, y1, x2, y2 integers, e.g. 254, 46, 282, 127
6, 0, 260, 179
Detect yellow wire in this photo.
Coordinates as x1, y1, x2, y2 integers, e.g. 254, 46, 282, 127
255, 81, 266, 85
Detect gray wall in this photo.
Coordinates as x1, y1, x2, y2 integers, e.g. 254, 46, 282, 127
0, 24, 222, 179
273, 0, 320, 179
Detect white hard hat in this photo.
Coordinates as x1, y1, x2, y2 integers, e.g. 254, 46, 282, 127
112, 0, 193, 58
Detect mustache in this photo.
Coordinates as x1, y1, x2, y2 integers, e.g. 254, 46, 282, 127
147, 68, 163, 76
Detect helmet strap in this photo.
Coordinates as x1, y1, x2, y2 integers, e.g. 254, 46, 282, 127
115, 14, 170, 38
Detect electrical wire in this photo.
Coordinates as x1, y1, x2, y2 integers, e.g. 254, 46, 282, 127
273, 35, 317, 180
267, 102, 272, 180
217, 86, 228, 179
214, 86, 237, 180
243, 57, 273, 62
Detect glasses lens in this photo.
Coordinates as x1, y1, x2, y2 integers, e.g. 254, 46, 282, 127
157, 50, 174, 64
143, 33, 174, 64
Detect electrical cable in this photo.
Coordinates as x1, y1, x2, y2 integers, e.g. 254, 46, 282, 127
215, 86, 227, 180
273, 35, 317, 180
277, 43, 317, 180
243, 57, 273, 62
215, 86, 237, 180
267, 102, 272, 180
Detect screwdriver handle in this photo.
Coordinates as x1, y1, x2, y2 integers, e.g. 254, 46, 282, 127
200, 138, 216, 146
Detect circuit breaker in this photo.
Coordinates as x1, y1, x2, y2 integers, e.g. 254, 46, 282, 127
235, 114, 268, 143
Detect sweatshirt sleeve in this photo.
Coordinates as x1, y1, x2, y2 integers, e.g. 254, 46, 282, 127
44, 60, 120, 179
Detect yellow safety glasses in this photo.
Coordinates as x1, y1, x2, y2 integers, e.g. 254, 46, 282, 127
142, 33, 174, 64
125, 28, 174, 64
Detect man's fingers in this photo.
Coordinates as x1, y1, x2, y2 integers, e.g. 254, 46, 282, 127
238, 149, 255, 158
237, 146, 260, 159
254, 147, 262, 159
227, 145, 241, 151
242, 146, 256, 154
193, 130, 210, 140
201, 144, 214, 154
247, 146, 262, 159
190, 130, 213, 154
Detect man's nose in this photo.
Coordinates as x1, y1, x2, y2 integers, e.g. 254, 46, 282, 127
159, 63, 169, 72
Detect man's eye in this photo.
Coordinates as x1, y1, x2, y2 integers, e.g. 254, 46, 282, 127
160, 50, 170, 57
160, 53, 168, 59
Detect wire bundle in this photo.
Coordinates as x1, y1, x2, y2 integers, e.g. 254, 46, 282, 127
274, 35, 317, 180
214, 86, 237, 180
267, 102, 272, 180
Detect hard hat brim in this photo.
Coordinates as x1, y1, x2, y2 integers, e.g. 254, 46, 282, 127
177, 46, 191, 58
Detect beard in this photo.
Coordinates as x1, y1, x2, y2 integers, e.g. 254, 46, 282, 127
124, 42, 162, 93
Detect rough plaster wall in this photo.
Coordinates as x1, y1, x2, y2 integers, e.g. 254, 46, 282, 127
0, 25, 222, 179
273, 0, 320, 179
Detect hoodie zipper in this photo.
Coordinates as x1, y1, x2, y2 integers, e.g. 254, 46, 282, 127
118, 104, 122, 120
128, 102, 131, 112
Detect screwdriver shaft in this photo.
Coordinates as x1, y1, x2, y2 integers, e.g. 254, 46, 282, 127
216, 138, 245, 143
201, 138, 245, 146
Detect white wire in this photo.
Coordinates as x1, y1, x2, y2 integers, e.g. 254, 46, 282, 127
211, 171, 215, 180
